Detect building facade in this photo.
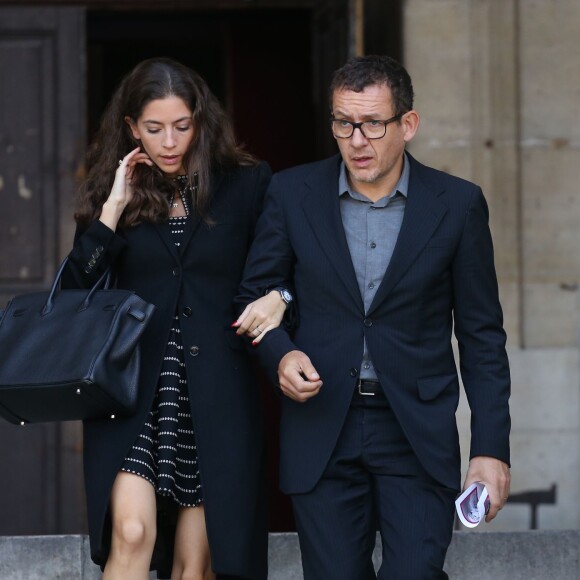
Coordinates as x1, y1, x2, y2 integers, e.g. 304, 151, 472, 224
0, 0, 578, 534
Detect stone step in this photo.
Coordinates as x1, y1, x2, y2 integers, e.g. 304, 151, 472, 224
0, 531, 578, 579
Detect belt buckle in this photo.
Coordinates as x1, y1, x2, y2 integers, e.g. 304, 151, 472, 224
357, 379, 376, 396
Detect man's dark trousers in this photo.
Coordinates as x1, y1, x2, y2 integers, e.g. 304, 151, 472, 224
291, 390, 456, 580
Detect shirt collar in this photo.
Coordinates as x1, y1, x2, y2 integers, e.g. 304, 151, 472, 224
338, 152, 410, 200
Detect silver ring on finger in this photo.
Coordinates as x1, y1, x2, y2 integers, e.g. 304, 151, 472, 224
118, 159, 123, 166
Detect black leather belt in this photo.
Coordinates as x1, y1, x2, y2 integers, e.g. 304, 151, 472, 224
355, 379, 383, 396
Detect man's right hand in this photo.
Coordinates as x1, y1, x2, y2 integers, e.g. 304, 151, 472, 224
278, 350, 323, 403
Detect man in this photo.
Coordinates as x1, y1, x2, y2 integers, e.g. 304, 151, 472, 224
237, 55, 511, 579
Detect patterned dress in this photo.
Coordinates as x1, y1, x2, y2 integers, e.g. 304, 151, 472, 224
121, 185, 203, 507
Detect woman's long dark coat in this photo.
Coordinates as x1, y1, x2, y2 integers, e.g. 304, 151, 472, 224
63, 162, 272, 579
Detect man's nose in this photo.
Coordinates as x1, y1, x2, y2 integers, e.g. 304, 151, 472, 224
350, 126, 369, 146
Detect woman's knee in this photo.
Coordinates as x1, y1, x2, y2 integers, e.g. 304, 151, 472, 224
112, 516, 156, 552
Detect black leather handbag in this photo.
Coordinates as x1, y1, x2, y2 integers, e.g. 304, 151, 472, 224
0, 258, 155, 425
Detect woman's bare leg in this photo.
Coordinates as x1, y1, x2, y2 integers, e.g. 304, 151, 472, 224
171, 504, 215, 580
103, 471, 157, 580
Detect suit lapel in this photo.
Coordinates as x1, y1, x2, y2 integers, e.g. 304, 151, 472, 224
367, 156, 448, 315
301, 155, 364, 311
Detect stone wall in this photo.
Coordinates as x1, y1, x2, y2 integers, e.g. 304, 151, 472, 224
403, 0, 580, 530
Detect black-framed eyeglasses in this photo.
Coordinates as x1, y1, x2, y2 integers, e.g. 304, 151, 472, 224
330, 113, 404, 139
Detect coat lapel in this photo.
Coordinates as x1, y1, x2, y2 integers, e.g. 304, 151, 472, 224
154, 172, 225, 260
152, 213, 202, 262
178, 211, 202, 257
153, 222, 180, 262
178, 173, 226, 257
301, 155, 364, 311
367, 155, 448, 315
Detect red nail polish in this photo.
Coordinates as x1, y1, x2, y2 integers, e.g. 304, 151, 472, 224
252, 341, 257, 346
231, 322, 238, 328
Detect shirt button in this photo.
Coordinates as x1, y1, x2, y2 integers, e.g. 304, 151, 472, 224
370, 242, 377, 249
368, 283, 375, 289
189, 346, 200, 356
364, 363, 370, 370
172, 267, 180, 276
364, 318, 373, 327
183, 306, 192, 317
349, 368, 358, 377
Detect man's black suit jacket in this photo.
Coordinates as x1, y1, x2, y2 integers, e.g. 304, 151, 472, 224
238, 152, 510, 494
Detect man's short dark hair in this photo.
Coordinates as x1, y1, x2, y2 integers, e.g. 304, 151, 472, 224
329, 55, 414, 117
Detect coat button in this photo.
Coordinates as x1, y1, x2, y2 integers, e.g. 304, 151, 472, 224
189, 346, 200, 356
363, 318, 373, 327
182, 306, 192, 317
349, 368, 358, 377
172, 267, 180, 276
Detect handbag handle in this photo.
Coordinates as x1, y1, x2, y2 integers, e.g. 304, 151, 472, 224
41, 257, 112, 316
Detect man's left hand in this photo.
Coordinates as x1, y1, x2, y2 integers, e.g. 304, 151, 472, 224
463, 456, 511, 522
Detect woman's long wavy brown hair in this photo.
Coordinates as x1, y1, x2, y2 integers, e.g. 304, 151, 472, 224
76, 57, 256, 228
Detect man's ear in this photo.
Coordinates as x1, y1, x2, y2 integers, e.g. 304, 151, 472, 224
124, 116, 140, 140
402, 110, 420, 143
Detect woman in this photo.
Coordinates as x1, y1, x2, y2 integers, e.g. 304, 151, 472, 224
63, 57, 285, 579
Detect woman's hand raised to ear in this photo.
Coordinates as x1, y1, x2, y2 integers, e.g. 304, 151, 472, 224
99, 147, 153, 231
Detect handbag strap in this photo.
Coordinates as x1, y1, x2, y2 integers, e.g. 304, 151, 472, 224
42, 257, 112, 316
79, 268, 114, 312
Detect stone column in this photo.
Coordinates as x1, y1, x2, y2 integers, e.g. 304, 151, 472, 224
404, 0, 521, 345
402, 0, 580, 530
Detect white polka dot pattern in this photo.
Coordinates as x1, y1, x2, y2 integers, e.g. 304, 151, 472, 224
121, 215, 203, 507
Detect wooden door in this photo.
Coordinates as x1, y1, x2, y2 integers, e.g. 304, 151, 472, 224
0, 6, 86, 534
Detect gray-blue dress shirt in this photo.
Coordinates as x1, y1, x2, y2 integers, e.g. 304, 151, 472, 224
338, 153, 410, 381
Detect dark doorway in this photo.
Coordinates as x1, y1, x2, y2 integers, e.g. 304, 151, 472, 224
87, 9, 316, 172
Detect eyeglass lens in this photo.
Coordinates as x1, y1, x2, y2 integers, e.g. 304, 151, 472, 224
332, 120, 387, 139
